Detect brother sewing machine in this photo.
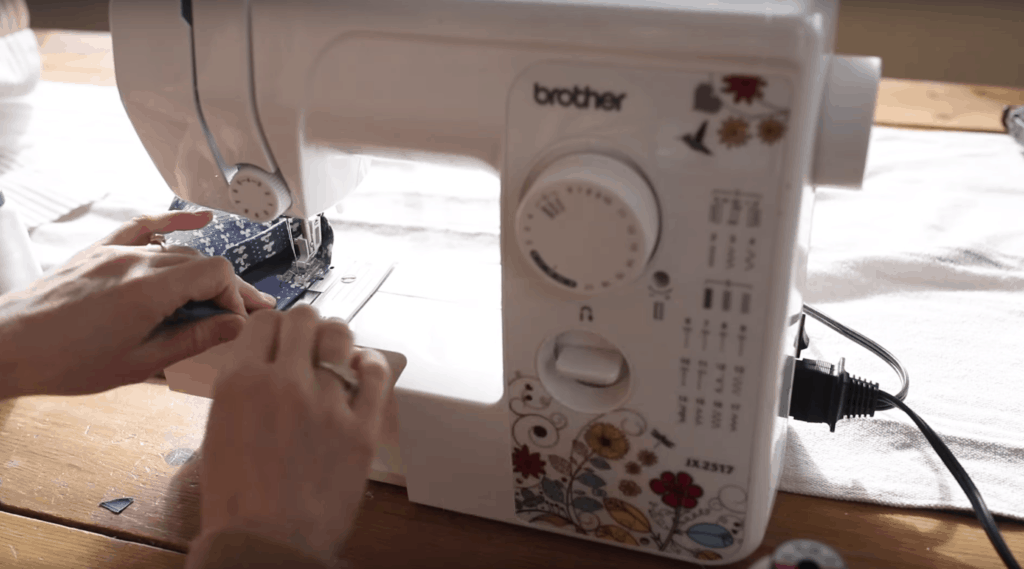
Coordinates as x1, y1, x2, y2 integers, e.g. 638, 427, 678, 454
110, 1, 879, 564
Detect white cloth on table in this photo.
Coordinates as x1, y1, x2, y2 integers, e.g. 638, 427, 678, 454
0, 26, 43, 295
785, 127, 1024, 521
0, 81, 168, 230
10, 81, 1024, 522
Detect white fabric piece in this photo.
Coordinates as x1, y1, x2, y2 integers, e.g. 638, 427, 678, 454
0, 20, 43, 295
784, 127, 1024, 521
11, 80, 1024, 522
0, 28, 38, 98
0, 81, 167, 229
0, 198, 39, 294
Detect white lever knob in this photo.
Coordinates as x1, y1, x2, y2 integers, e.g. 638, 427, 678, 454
555, 345, 624, 387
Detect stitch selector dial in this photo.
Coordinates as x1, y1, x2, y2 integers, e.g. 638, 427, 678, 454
515, 154, 659, 295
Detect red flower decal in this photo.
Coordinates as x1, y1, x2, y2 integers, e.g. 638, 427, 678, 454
722, 75, 765, 104
649, 471, 703, 508
512, 445, 546, 479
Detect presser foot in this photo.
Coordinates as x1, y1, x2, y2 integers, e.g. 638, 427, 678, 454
290, 216, 323, 270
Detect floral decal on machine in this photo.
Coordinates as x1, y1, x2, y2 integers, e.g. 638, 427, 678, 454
508, 374, 749, 562
682, 74, 790, 156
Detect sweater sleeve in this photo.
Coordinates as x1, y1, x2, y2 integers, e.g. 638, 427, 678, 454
185, 529, 335, 569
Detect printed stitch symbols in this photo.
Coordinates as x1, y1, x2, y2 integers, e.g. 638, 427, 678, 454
684, 74, 789, 155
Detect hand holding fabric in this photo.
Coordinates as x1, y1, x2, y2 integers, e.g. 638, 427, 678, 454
193, 306, 393, 566
0, 211, 277, 399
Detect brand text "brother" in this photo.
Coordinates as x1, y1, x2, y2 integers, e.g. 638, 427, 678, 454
534, 83, 627, 111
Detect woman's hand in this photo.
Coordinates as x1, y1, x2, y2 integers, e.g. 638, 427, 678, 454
0, 211, 277, 399
197, 305, 393, 564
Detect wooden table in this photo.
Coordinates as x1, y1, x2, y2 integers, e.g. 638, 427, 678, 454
2, 30, 1022, 569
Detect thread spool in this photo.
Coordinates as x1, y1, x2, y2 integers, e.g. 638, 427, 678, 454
747, 539, 847, 569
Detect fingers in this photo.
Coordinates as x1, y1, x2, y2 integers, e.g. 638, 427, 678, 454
313, 318, 357, 403
105, 210, 275, 317
159, 248, 275, 313
151, 243, 204, 257
143, 246, 273, 314
104, 210, 214, 246
275, 304, 321, 375
349, 348, 392, 425
233, 309, 282, 364
315, 318, 354, 373
312, 366, 351, 414
239, 282, 278, 313
129, 313, 246, 379
145, 244, 207, 266
165, 256, 248, 317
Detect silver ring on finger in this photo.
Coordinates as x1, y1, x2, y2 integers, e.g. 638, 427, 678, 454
317, 360, 360, 396
148, 233, 168, 251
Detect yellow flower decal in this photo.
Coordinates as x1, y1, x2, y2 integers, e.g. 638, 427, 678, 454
637, 449, 658, 467
619, 480, 642, 497
718, 117, 750, 148
585, 423, 630, 460
758, 118, 786, 145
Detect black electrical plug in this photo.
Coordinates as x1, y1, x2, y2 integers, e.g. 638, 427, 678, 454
790, 357, 881, 432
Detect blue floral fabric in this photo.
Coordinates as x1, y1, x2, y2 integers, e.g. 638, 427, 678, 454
153, 197, 334, 333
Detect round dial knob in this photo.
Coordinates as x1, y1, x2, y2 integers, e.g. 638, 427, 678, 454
227, 164, 292, 223
515, 154, 660, 295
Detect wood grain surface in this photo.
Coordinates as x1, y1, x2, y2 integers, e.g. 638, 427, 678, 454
35, 30, 115, 87
0, 383, 208, 551
1, 382, 1021, 568
875, 79, 1024, 133
0, 509, 183, 569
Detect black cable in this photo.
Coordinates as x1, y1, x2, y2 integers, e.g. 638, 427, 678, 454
795, 307, 1019, 566
803, 304, 909, 409
878, 391, 1021, 569
789, 360, 1021, 568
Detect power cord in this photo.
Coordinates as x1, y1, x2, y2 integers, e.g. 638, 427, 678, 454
879, 391, 1020, 569
791, 305, 1021, 569
801, 304, 909, 409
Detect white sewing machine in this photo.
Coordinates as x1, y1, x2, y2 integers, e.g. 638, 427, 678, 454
110, 0, 879, 564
